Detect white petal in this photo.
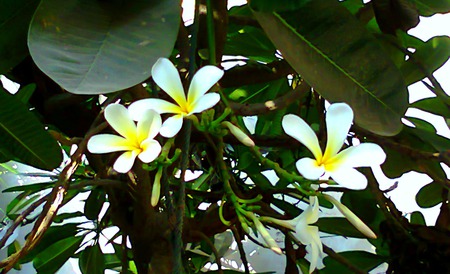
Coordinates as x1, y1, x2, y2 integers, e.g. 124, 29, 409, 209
160, 115, 184, 138
329, 167, 368, 190
151, 58, 186, 107
307, 227, 323, 274
189, 93, 220, 114
128, 98, 181, 120
138, 139, 162, 163
188, 65, 224, 105
136, 109, 162, 141
322, 103, 353, 161
298, 196, 319, 225
87, 134, 133, 153
113, 150, 138, 173
104, 104, 137, 141
282, 114, 322, 161
296, 158, 325, 180
329, 143, 386, 169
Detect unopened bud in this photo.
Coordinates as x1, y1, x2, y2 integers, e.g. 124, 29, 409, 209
254, 217, 282, 255
151, 167, 163, 207
323, 194, 377, 239
223, 121, 255, 147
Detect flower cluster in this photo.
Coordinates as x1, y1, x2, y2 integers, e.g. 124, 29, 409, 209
88, 58, 224, 173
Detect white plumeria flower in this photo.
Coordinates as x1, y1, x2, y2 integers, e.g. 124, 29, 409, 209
87, 104, 162, 173
282, 103, 386, 190
128, 58, 224, 138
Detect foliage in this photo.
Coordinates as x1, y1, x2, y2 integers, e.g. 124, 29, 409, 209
1, 0, 450, 273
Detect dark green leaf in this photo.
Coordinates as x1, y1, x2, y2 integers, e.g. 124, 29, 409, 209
20, 223, 80, 263
53, 212, 85, 223
0, 92, 62, 170
14, 83, 36, 104
79, 244, 105, 274
271, 198, 301, 217
28, 0, 180, 94
411, 211, 426, 225
322, 251, 385, 273
411, 0, 450, 16
33, 236, 84, 273
401, 36, 450, 85
249, 0, 308, 12
0, 0, 40, 73
411, 97, 450, 118
104, 253, 122, 270
6, 192, 41, 215
84, 188, 106, 220
224, 26, 277, 62
2, 182, 55, 193
254, 1, 408, 136
317, 217, 368, 238
416, 182, 443, 208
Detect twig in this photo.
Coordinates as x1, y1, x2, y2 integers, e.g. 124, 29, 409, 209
0, 194, 48, 250
229, 82, 310, 116
190, 231, 223, 274
231, 226, 250, 274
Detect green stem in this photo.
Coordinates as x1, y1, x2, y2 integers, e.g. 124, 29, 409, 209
206, 0, 216, 65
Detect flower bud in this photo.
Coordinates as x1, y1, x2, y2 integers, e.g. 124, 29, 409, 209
222, 121, 255, 147
151, 167, 163, 207
254, 217, 282, 255
323, 194, 377, 239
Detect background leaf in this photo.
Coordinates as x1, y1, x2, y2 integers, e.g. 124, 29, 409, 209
28, 0, 180, 94
79, 244, 105, 274
0, 91, 62, 170
33, 236, 84, 273
0, 0, 40, 73
254, 1, 408, 136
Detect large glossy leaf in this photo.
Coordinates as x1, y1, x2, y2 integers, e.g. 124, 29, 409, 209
0, 0, 40, 73
28, 0, 180, 94
254, 1, 408, 136
33, 236, 84, 273
0, 91, 62, 170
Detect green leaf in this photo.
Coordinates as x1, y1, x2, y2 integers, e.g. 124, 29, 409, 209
411, 0, 450, 16
249, 0, 308, 12
84, 188, 106, 220
2, 182, 55, 193
224, 26, 277, 63
0, 92, 62, 170
321, 251, 385, 273
401, 36, 450, 85
33, 236, 84, 273
410, 211, 426, 225
0, 0, 40, 73
15, 83, 36, 104
416, 182, 443, 208
53, 212, 85, 223
28, 0, 180, 94
317, 217, 368, 239
254, 1, 408, 136
79, 244, 105, 274
411, 97, 450, 118
20, 223, 80, 263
